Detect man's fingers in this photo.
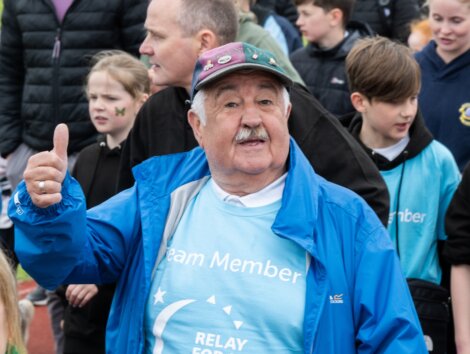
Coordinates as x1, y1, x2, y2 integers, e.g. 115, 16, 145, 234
29, 192, 63, 209
26, 151, 63, 169
22, 124, 69, 209
26, 179, 62, 196
24, 166, 64, 184
52, 124, 69, 163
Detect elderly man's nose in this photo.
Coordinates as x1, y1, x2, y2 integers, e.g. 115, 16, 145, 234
241, 107, 262, 126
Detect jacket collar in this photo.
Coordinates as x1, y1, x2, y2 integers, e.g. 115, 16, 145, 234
133, 137, 321, 254
133, 138, 326, 352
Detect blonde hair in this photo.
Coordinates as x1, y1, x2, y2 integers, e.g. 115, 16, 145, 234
86, 50, 150, 99
0, 250, 25, 353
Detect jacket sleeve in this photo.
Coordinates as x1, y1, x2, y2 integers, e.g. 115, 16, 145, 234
120, 0, 147, 56
0, 0, 25, 157
8, 173, 141, 289
354, 223, 427, 353
444, 163, 470, 264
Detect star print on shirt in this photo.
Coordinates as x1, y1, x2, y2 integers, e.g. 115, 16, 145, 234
154, 287, 166, 305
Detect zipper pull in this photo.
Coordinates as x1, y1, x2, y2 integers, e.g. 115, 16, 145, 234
52, 29, 61, 59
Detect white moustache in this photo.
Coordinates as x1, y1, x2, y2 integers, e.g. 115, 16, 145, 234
235, 127, 269, 143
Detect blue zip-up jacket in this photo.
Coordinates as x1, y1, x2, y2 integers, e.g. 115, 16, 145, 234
9, 139, 426, 353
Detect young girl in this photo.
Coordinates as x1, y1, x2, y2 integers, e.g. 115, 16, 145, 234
0, 250, 25, 354
61, 50, 150, 354
416, 0, 470, 171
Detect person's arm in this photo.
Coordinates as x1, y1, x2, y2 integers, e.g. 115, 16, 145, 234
444, 163, 470, 352
452, 265, 470, 354
0, 0, 25, 157
444, 163, 470, 264
8, 125, 140, 289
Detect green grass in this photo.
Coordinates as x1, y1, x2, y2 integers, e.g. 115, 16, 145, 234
16, 265, 32, 282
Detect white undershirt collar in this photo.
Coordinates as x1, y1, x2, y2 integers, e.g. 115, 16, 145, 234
373, 135, 410, 161
211, 173, 287, 208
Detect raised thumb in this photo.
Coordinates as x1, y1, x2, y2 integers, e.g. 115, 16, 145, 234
52, 123, 69, 163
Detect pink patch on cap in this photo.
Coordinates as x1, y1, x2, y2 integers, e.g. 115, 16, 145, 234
196, 42, 247, 83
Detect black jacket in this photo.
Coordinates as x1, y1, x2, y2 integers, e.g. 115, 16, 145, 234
350, 0, 421, 42
340, 110, 433, 171
444, 162, 470, 264
118, 84, 390, 226
0, 0, 146, 157
72, 136, 124, 209
290, 21, 373, 117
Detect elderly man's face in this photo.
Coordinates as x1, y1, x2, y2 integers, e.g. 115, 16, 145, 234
190, 72, 291, 191
140, 0, 200, 89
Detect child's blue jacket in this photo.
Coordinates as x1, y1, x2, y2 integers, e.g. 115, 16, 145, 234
9, 139, 426, 353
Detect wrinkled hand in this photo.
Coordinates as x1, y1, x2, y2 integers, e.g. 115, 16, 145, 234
65, 284, 99, 308
23, 124, 69, 208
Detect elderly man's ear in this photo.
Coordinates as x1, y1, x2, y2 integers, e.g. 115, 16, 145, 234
285, 102, 292, 120
188, 110, 204, 148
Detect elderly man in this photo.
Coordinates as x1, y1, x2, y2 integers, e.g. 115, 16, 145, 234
119, 0, 390, 227
10, 43, 425, 353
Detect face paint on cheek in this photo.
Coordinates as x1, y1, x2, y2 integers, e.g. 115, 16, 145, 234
115, 107, 126, 116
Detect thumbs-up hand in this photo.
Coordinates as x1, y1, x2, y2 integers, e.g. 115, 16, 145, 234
23, 124, 70, 208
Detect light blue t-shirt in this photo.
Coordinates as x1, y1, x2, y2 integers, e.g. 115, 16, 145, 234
144, 179, 308, 353
382, 141, 460, 284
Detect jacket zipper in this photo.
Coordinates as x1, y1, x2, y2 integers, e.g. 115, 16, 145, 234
52, 29, 61, 59
51, 28, 62, 127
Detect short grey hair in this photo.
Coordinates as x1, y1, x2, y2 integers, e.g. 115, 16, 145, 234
177, 0, 239, 45
191, 86, 291, 126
